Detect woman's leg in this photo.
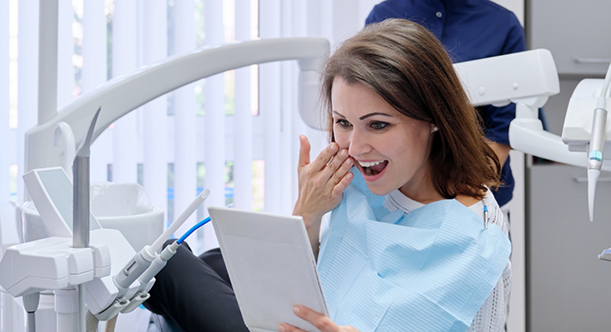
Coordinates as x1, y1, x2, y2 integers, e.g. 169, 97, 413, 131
143, 241, 249, 332
199, 248, 231, 286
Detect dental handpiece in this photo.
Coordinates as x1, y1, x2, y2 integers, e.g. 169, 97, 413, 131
112, 188, 211, 297
587, 106, 608, 222
589, 107, 607, 171
587, 62, 611, 222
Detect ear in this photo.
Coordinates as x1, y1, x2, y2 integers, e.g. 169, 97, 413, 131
431, 124, 439, 134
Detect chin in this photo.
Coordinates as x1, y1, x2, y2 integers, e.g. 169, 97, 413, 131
365, 183, 394, 196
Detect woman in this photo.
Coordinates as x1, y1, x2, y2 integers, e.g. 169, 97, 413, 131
280, 19, 511, 332
144, 19, 511, 332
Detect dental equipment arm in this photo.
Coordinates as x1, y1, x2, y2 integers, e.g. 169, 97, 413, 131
454, 49, 611, 173
453, 49, 593, 167
455, 49, 611, 223
455, 49, 558, 108
25, 38, 330, 174
453, 49, 575, 166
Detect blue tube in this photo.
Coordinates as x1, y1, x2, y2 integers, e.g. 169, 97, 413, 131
177, 217, 211, 244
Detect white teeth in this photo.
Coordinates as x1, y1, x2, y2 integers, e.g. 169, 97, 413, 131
358, 160, 384, 167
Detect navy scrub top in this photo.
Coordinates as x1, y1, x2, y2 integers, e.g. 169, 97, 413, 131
366, 0, 526, 207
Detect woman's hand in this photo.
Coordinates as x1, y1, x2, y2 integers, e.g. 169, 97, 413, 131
278, 305, 360, 332
292, 135, 354, 249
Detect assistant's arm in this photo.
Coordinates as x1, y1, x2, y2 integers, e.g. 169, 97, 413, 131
490, 142, 510, 168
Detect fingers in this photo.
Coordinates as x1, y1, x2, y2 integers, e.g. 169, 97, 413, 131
279, 305, 360, 332
298, 135, 311, 168
278, 323, 304, 332
310, 142, 340, 171
327, 149, 350, 176
332, 170, 354, 196
292, 305, 338, 332
278, 323, 305, 332
316, 147, 352, 187
329, 153, 353, 184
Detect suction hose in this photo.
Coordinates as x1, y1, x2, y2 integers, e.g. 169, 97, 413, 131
86, 311, 99, 332
105, 315, 118, 332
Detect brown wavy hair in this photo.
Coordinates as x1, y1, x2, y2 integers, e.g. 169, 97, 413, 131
321, 19, 500, 199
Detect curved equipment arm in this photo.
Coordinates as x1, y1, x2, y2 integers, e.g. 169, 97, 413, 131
28, 44, 598, 175
454, 48, 606, 170
25, 37, 330, 173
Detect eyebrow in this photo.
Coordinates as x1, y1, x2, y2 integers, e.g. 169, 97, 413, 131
359, 112, 393, 120
332, 111, 393, 120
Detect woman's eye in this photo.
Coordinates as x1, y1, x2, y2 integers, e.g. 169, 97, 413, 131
335, 119, 352, 128
370, 121, 389, 130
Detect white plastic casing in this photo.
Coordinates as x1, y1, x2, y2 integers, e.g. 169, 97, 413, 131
84, 228, 153, 315
25, 38, 330, 173
0, 228, 151, 316
562, 79, 611, 154
454, 49, 559, 107
0, 232, 111, 297
298, 70, 325, 130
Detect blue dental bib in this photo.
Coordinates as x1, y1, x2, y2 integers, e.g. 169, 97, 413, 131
317, 171, 511, 332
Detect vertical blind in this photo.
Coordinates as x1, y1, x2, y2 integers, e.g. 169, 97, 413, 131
0, 1, 9, 226
1, 0, 380, 253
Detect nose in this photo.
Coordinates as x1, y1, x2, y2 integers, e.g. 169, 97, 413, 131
347, 128, 371, 158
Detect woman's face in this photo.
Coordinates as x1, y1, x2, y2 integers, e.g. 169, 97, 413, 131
331, 77, 435, 198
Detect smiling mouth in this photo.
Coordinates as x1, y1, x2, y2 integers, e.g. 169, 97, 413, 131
359, 160, 389, 176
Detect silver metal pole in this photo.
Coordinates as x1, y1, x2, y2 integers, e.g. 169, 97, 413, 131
37, 0, 59, 125
72, 107, 101, 332
72, 155, 89, 248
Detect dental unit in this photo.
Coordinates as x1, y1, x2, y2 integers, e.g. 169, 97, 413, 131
1, 42, 571, 331
0, 6, 331, 329
4, 3, 611, 330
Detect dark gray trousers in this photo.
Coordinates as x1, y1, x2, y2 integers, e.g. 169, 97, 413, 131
143, 240, 249, 332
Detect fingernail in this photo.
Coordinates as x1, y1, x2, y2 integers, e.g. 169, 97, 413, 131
329, 143, 338, 151
346, 158, 353, 166
293, 306, 300, 314
278, 325, 286, 332
341, 149, 348, 157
